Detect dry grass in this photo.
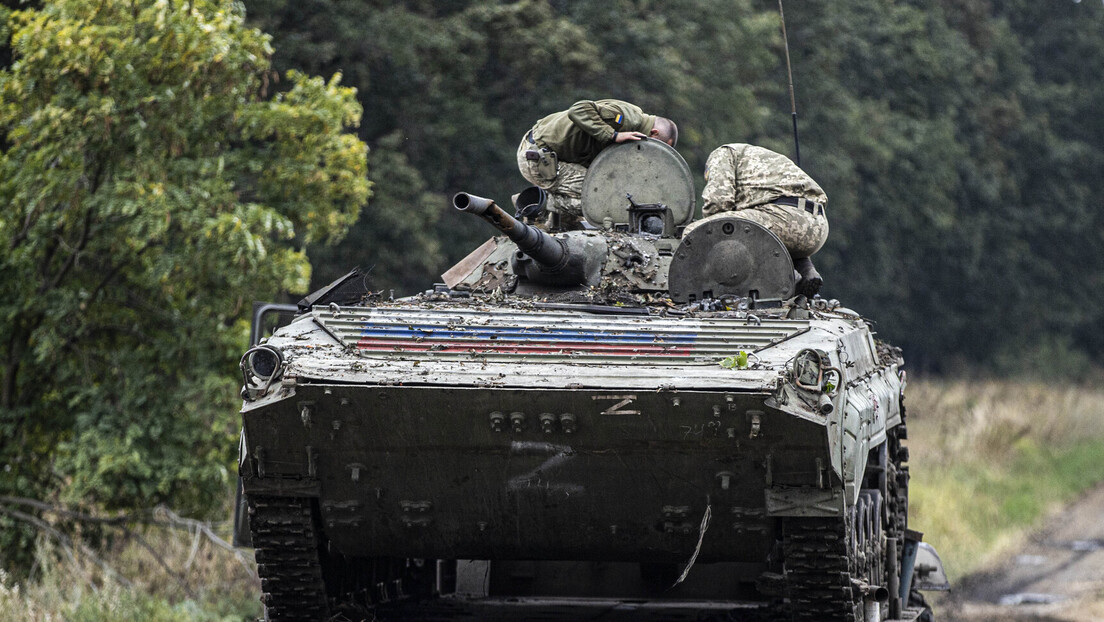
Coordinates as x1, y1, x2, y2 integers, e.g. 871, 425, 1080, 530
905, 378, 1104, 579
0, 507, 260, 622
906, 380, 1104, 463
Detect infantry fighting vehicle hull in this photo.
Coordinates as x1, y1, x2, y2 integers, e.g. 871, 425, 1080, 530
238, 140, 947, 621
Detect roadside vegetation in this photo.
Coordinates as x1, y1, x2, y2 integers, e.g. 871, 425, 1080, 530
907, 377, 1104, 580
3, 377, 1103, 619
3, 0, 1104, 619
0, 501, 260, 621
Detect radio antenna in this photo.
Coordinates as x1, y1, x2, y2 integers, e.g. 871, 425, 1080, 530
777, 0, 801, 166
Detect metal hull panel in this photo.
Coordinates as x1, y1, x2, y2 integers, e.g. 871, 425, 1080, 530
242, 384, 833, 563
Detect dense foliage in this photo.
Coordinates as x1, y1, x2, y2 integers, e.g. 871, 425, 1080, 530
250, 0, 1104, 374
0, 0, 367, 568
2, 0, 1101, 582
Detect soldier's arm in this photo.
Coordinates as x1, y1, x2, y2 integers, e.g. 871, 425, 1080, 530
566, 100, 647, 144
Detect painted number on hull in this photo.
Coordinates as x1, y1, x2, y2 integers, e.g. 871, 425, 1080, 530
593, 394, 641, 416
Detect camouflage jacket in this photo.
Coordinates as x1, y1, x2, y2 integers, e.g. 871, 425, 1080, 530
701, 143, 827, 217
530, 99, 656, 166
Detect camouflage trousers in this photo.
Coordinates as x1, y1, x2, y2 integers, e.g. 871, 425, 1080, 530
516, 135, 587, 217
687, 202, 829, 259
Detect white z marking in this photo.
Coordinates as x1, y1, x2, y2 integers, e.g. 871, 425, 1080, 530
592, 394, 641, 416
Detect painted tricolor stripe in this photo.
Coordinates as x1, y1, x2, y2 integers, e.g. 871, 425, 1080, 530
356, 339, 695, 356
313, 305, 812, 363
356, 324, 697, 356
356, 323, 694, 343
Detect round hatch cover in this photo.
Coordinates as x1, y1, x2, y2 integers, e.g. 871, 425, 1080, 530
581, 139, 696, 228
668, 216, 796, 303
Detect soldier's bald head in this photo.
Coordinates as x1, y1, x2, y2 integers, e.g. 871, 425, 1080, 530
652, 117, 678, 147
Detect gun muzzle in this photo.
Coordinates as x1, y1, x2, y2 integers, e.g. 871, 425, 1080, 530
452, 192, 496, 217
453, 193, 566, 270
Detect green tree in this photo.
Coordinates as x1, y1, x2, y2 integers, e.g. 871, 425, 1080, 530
558, 0, 779, 167
0, 0, 368, 568
248, 0, 1104, 374
247, 0, 602, 292
774, 0, 1104, 370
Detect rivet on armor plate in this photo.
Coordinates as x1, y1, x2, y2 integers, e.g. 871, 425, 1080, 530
716, 471, 734, 491
662, 505, 691, 519
671, 397, 681, 407
489, 412, 505, 432
712, 405, 722, 418
748, 411, 763, 439
559, 413, 577, 434
539, 413, 557, 434
347, 463, 364, 483
400, 500, 433, 513
510, 412, 526, 433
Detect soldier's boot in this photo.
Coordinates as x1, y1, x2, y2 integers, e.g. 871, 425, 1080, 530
793, 256, 823, 298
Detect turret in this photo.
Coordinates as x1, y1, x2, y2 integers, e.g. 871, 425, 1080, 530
448, 142, 796, 301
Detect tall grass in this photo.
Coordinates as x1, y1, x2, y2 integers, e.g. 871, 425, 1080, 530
906, 378, 1104, 579
0, 508, 260, 622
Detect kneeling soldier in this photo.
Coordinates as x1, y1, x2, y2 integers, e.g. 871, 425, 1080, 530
697, 143, 829, 297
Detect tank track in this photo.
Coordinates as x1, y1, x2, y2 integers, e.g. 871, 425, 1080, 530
783, 517, 861, 622
887, 405, 910, 573
249, 495, 332, 621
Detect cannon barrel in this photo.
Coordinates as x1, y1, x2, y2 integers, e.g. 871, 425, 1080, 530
453, 192, 567, 270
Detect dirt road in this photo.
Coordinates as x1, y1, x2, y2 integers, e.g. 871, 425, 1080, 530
938, 484, 1104, 622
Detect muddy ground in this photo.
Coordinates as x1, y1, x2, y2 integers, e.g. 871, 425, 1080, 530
937, 484, 1104, 622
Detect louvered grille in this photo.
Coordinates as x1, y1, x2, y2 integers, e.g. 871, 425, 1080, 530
313, 306, 809, 365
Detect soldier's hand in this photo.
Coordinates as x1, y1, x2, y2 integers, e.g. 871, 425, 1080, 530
613, 131, 648, 143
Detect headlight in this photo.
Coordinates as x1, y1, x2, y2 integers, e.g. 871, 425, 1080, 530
249, 347, 281, 378
240, 344, 284, 399
792, 348, 842, 410
792, 349, 824, 389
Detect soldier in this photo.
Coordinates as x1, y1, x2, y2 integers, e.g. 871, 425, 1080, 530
698, 143, 829, 297
517, 99, 678, 226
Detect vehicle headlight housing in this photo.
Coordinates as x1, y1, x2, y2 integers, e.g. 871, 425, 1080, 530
240, 344, 284, 399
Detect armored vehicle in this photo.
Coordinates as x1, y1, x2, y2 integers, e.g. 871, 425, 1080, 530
237, 140, 947, 621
